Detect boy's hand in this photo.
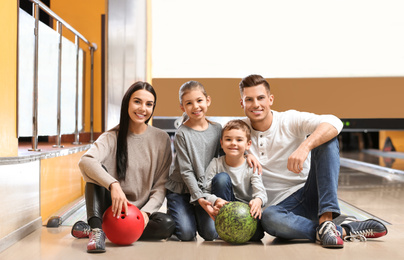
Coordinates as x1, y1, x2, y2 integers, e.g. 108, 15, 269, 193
198, 198, 216, 220
249, 198, 263, 219
245, 154, 262, 175
213, 198, 229, 213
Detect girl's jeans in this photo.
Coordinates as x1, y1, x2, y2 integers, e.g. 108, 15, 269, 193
166, 191, 218, 241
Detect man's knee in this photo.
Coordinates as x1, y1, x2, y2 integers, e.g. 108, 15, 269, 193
316, 137, 339, 154
261, 206, 287, 235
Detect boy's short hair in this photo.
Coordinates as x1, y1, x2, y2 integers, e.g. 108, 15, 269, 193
221, 120, 251, 141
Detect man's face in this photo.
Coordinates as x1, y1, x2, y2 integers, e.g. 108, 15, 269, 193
240, 84, 274, 126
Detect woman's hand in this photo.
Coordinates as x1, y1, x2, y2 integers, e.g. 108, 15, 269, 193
140, 211, 150, 228
245, 154, 262, 175
249, 198, 263, 219
110, 182, 129, 218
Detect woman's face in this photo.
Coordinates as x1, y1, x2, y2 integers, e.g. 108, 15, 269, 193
128, 89, 155, 132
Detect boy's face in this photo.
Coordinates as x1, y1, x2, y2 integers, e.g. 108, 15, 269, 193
220, 128, 252, 158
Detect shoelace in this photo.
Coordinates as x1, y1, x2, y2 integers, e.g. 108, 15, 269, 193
344, 233, 367, 242
90, 229, 102, 242
340, 217, 369, 242
319, 222, 341, 238
83, 227, 92, 236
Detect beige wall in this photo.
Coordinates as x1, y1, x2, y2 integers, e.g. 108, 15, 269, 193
152, 77, 404, 119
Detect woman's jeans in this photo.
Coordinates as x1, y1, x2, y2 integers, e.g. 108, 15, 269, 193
85, 182, 175, 240
211, 172, 265, 241
260, 137, 341, 241
166, 191, 218, 241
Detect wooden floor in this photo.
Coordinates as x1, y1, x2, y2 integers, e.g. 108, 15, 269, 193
1, 151, 404, 260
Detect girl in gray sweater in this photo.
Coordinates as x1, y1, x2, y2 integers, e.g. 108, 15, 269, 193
165, 81, 221, 241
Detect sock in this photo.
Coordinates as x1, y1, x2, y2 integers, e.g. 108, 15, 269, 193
336, 225, 345, 239
88, 217, 103, 229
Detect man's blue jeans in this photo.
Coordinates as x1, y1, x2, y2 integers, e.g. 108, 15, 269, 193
261, 137, 341, 241
166, 191, 218, 241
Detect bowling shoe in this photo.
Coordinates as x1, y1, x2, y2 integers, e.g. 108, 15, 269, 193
316, 221, 344, 248
87, 228, 106, 253
71, 220, 91, 238
341, 218, 388, 242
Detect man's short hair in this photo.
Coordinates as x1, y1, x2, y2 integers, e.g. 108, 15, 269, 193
239, 74, 270, 95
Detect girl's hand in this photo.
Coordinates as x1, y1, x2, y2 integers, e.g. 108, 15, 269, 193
245, 154, 262, 175
198, 198, 216, 220
249, 198, 263, 219
110, 182, 129, 218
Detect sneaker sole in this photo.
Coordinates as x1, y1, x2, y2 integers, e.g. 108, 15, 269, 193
316, 240, 344, 248
87, 249, 106, 253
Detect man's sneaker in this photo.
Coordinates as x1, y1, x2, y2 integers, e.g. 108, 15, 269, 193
316, 221, 344, 248
71, 221, 91, 238
87, 228, 106, 253
341, 218, 388, 242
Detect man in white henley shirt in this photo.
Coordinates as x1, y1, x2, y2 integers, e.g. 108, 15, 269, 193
235, 74, 387, 248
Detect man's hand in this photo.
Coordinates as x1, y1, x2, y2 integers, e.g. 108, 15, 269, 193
287, 144, 310, 174
246, 154, 263, 175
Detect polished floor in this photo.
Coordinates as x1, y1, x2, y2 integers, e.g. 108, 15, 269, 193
1, 150, 404, 260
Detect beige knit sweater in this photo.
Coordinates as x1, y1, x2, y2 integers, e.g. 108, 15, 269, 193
79, 125, 172, 214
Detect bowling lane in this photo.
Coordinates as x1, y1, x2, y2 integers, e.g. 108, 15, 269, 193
338, 150, 404, 225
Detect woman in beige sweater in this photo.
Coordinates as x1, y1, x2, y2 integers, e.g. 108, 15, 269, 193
71, 81, 174, 253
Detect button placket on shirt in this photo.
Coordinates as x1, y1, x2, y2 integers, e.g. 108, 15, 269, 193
259, 134, 265, 156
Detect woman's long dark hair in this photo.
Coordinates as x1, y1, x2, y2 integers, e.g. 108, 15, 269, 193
114, 81, 157, 181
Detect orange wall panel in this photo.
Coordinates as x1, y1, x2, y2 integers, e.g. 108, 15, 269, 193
152, 77, 404, 119
51, 0, 105, 133
40, 151, 85, 221
0, 0, 18, 156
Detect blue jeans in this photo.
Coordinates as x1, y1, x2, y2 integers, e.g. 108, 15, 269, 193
261, 137, 341, 241
166, 191, 218, 241
211, 172, 265, 241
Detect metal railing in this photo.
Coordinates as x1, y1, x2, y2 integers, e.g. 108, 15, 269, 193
28, 0, 97, 151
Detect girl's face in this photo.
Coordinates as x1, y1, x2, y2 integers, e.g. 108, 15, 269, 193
180, 90, 211, 121
128, 89, 155, 132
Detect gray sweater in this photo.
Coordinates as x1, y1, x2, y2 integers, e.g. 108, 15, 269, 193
79, 125, 172, 214
165, 122, 222, 203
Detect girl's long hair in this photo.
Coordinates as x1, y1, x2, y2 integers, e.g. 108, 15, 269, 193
113, 81, 157, 181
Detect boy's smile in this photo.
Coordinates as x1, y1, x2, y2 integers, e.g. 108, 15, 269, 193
221, 128, 252, 159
